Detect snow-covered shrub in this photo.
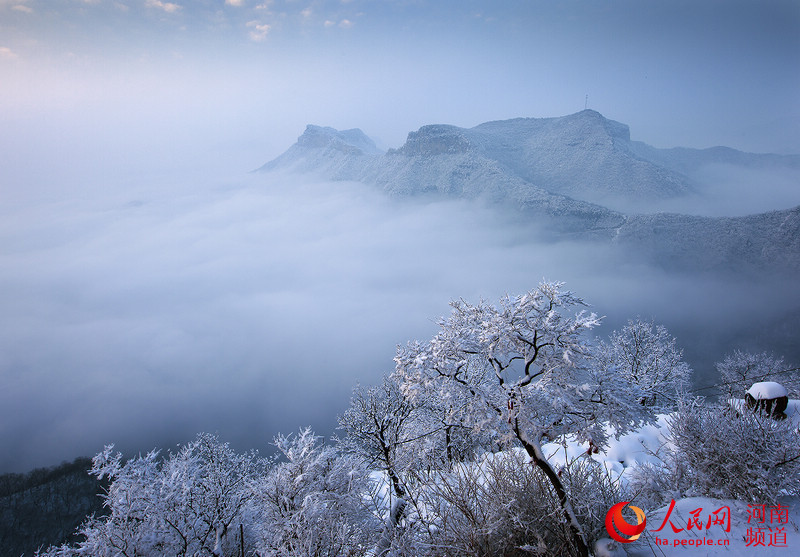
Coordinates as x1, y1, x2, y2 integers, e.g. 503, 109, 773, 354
668, 399, 800, 504
623, 460, 682, 512
560, 455, 624, 549
419, 450, 619, 557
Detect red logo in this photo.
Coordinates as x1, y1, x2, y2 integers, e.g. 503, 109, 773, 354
606, 501, 646, 543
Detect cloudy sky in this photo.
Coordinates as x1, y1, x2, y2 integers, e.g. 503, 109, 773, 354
1, 0, 799, 472
2, 0, 799, 173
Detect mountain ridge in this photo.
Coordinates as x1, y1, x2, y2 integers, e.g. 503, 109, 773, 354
258, 111, 800, 275
261, 110, 799, 209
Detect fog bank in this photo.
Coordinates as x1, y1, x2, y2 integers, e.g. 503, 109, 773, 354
1, 170, 797, 472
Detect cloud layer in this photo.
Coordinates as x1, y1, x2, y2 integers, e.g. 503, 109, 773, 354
1, 167, 798, 472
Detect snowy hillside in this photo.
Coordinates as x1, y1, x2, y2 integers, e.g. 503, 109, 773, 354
468, 111, 691, 204
259, 124, 384, 175
615, 206, 800, 273
260, 111, 696, 206
361, 402, 800, 557
258, 111, 800, 275
258, 116, 629, 236
260, 110, 800, 210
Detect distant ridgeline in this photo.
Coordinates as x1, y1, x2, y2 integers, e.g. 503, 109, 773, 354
0, 458, 106, 557
259, 110, 800, 275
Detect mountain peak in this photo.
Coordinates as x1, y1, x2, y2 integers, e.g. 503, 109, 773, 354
255, 125, 382, 172
562, 109, 631, 143
394, 124, 475, 156
296, 125, 383, 155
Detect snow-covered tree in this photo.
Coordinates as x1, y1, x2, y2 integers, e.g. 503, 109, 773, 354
593, 318, 691, 409
393, 282, 653, 557
716, 349, 798, 400
338, 377, 420, 500
251, 427, 375, 557
338, 376, 440, 555
160, 433, 261, 556
37, 434, 263, 557
75, 448, 165, 557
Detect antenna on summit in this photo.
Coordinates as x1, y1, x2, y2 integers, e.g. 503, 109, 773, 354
584, 95, 588, 110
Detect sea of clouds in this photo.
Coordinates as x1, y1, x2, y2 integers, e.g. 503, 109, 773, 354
2, 164, 798, 472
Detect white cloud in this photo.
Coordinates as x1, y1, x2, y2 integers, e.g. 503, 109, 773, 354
246, 20, 271, 41
300, 6, 312, 18
323, 19, 335, 27
0, 46, 18, 59
145, 0, 181, 13
339, 18, 353, 28
11, 4, 33, 13
225, 0, 244, 6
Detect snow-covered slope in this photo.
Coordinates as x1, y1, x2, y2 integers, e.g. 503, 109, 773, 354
260, 117, 629, 235
366, 404, 800, 557
257, 112, 800, 274
615, 206, 800, 273
470, 110, 692, 204
629, 141, 800, 176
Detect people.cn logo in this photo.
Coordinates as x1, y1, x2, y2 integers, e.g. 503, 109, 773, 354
605, 502, 647, 543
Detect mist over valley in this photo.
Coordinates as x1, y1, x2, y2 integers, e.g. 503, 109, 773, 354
1, 110, 798, 474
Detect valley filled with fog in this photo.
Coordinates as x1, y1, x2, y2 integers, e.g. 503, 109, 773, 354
2, 150, 798, 473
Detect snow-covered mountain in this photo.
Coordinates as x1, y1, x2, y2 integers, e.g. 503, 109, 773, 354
618, 207, 800, 273
258, 111, 800, 274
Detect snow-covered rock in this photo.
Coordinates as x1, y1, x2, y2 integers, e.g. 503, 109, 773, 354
747, 381, 789, 400
744, 381, 790, 417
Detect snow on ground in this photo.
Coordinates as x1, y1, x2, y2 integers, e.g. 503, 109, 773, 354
366, 401, 800, 555
541, 414, 674, 483
578, 402, 800, 555
544, 401, 800, 482
533, 400, 800, 555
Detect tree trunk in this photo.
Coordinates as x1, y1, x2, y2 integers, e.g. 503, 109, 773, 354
445, 425, 453, 464
513, 420, 589, 557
